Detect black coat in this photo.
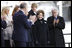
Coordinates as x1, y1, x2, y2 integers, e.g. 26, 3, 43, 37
28, 9, 37, 42
33, 19, 49, 44
47, 16, 65, 47
28, 9, 36, 19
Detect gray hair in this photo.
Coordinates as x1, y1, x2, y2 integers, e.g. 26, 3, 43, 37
52, 9, 59, 13
20, 2, 27, 9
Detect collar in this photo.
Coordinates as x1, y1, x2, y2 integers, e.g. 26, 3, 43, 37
38, 18, 44, 21
20, 9, 25, 14
55, 16, 57, 18
31, 9, 36, 14
34, 12, 36, 14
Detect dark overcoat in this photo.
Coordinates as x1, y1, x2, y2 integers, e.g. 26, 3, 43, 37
33, 19, 49, 45
47, 16, 65, 47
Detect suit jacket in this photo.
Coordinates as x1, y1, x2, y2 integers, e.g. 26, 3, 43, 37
28, 9, 36, 19
47, 16, 65, 47
28, 9, 37, 42
12, 10, 32, 42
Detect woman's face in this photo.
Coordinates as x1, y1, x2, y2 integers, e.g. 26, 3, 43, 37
38, 13, 43, 20
5, 9, 9, 15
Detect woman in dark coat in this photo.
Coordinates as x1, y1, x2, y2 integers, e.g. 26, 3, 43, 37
33, 10, 49, 47
47, 9, 65, 47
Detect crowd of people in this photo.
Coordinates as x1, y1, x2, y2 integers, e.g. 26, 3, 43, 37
1, 2, 65, 47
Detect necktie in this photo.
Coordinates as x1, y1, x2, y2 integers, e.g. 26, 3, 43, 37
55, 17, 57, 21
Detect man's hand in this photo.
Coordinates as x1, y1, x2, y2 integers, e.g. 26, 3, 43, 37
29, 15, 37, 23
56, 19, 59, 24
53, 19, 56, 26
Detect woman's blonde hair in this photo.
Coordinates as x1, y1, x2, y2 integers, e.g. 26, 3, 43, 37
1, 6, 10, 16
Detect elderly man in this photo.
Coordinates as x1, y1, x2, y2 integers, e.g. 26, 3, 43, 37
47, 9, 65, 47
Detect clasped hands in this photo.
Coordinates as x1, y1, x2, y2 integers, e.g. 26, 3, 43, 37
53, 19, 59, 26
29, 15, 37, 24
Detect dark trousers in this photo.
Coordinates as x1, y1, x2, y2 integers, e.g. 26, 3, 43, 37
1, 31, 5, 47
37, 44, 47, 47
47, 44, 55, 47
34, 41, 47, 47
33, 41, 39, 47
4, 40, 11, 47
14, 40, 34, 47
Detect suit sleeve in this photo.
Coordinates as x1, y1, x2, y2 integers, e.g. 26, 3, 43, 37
55, 17, 65, 29
1, 20, 7, 29
47, 18, 54, 29
21, 14, 32, 29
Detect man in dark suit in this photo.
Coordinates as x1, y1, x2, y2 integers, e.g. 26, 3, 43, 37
47, 9, 65, 47
12, 3, 34, 47
28, 3, 37, 47
1, 19, 7, 47
28, 3, 37, 19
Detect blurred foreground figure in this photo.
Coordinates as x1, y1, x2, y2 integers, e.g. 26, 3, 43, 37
12, 2, 34, 47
